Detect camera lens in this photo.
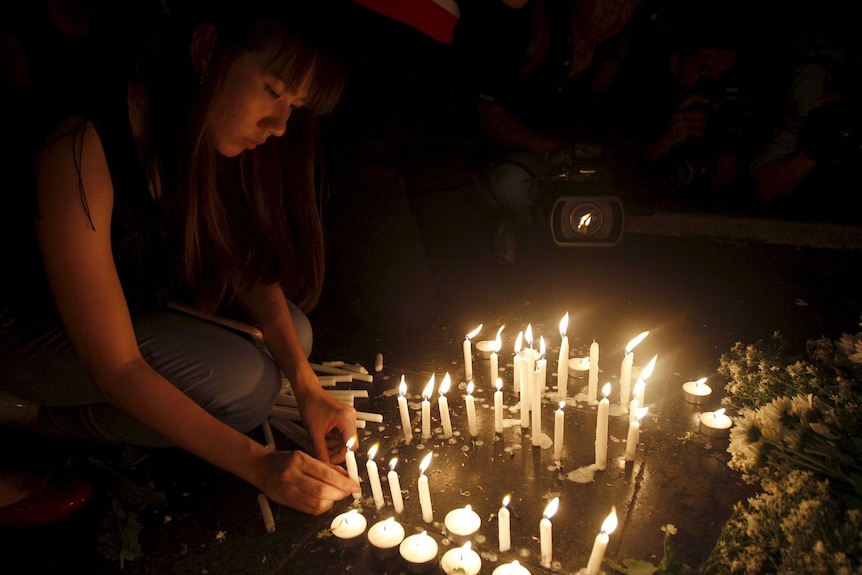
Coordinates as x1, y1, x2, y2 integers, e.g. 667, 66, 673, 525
569, 202, 604, 236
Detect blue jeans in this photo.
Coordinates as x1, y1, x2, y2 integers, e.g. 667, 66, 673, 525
0, 305, 311, 446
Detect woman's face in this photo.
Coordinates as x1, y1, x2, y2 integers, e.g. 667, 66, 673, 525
207, 50, 311, 157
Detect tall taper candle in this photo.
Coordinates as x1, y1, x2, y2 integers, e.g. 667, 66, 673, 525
494, 378, 504, 433
498, 495, 511, 552
418, 452, 434, 523
531, 339, 546, 447
464, 324, 482, 382
422, 375, 435, 440
345, 436, 362, 500
625, 407, 648, 461
553, 402, 565, 461
366, 443, 385, 510
388, 458, 404, 513
465, 381, 478, 437
620, 331, 648, 408
398, 376, 413, 445
490, 325, 504, 385
595, 383, 611, 470
438, 373, 453, 438
586, 508, 618, 575
540, 497, 559, 568
513, 332, 523, 394
588, 339, 599, 404
557, 313, 569, 400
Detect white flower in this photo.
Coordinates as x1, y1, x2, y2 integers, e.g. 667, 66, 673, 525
661, 523, 677, 535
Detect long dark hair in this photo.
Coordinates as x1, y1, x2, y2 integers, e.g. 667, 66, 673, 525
143, 1, 345, 312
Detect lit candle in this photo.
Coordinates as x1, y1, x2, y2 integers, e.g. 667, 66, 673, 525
492, 561, 532, 575
398, 376, 414, 445
513, 331, 523, 394
699, 408, 733, 438
418, 452, 434, 523
438, 372, 453, 438
629, 378, 645, 423
494, 378, 504, 433
345, 436, 362, 500
464, 324, 483, 382
388, 458, 404, 513
422, 375, 435, 440
498, 495, 511, 552
585, 508, 618, 575
367, 517, 405, 559
638, 354, 657, 407
557, 313, 569, 401
553, 402, 565, 462
444, 504, 481, 546
682, 377, 712, 404
366, 443, 385, 510
531, 338, 546, 446
400, 530, 438, 573
330, 509, 367, 548
524, 325, 535, 414
620, 331, 649, 408
539, 497, 559, 568
465, 381, 478, 437
588, 339, 600, 404
440, 542, 482, 575
625, 407, 648, 461
595, 383, 611, 470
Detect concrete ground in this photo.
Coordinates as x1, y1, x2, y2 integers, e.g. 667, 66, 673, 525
2, 201, 861, 574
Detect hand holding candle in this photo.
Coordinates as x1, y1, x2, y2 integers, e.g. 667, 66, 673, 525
388, 458, 404, 513
438, 373, 453, 438
540, 496, 559, 568
418, 452, 434, 523
464, 324, 482, 382
398, 376, 414, 444
465, 381, 478, 437
586, 508, 618, 575
366, 443, 385, 510
557, 313, 569, 401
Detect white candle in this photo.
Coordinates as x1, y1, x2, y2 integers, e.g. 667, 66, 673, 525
366, 443, 385, 510
700, 408, 733, 438
531, 339, 546, 446
490, 325, 504, 384
494, 378, 504, 433
441, 542, 482, 575
682, 377, 712, 404
513, 331, 523, 394
553, 402, 565, 461
331, 509, 367, 548
498, 495, 511, 552
629, 378, 645, 423
595, 383, 611, 470
464, 324, 482, 382
588, 339, 599, 403
398, 376, 414, 445
620, 331, 649, 408
465, 381, 478, 437
422, 375, 435, 440
557, 313, 569, 401
586, 508, 618, 575
638, 354, 657, 407
418, 452, 434, 523
367, 517, 405, 558
444, 504, 481, 545
625, 407, 648, 461
438, 373, 453, 438
400, 531, 438, 573
539, 497, 559, 568
388, 458, 404, 513
345, 436, 362, 500
492, 561, 532, 575
520, 348, 531, 429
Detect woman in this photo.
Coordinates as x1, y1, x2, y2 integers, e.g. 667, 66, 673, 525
0, 0, 358, 520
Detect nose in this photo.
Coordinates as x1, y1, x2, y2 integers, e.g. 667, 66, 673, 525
262, 105, 292, 139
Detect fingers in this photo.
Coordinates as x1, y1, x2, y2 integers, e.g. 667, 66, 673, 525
312, 432, 331, 465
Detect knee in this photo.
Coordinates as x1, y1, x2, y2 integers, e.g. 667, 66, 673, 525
219, 350, 283, 433
288, 300, 313, 358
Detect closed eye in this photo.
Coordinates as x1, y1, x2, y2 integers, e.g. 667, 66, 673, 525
265, 84, 281, 99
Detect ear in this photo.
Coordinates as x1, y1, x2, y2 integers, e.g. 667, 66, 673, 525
190, 23, 219, 75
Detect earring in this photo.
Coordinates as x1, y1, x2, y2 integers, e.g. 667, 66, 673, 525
194, 69, 209, 86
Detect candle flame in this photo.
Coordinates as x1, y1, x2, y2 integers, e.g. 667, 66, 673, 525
399, 375, 407, 397
467, 381, 474, 396
422, 374, 435, 400
419, 452, 433, 473
341, 508, 359, 527
600, 507, 618, 535
696, 377, 708, 387
439, 373, 451, 395
715, 408, 726, 417
559, 401, 566, 410
494, 325, 505, 351
496, 378, 502, 391
390, 457, 398, 471
633, 378, 645, 397
525, 324, 533, 347
543, 496, 559, 519
635, 407, 649, 420
625, 331, 649, 354
346, 436, 356, 450
559, 312, 569, 337
367, 443, 378, 459
641, 354, 658, 381
602, 382, 612, 398
514, 331, 523, 353
502, 494, 510, 507
462, 541, 472, 552
465, 504, 472, 512
466, 324, 482, 341
539, 336, 546, 357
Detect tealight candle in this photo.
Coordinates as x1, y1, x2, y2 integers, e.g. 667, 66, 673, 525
494, 378, 504, 433
388, 458, 404, 513
700, 408, 733, 438
683, 377, 712, 405
553, 402, 565, 462
588, 339, 600, 404
438, 373, 453, 438
498, 495, 511, 552
400, 531, 439, 573
422, 375, 435, 440
465, 381, 478, 437
444, 504, 481, 546
345, 437, 362, 500
440, 542, 482, 575
595, 383, 611, 470
464, 324, 482, 382
492, 560, 532, 575
418, 452, 434, 523
398, 376, 414, 444
475, 339, 495, 359
366, 443, 385, 510
367, 517, 405, 559
585, 508, 618, 575
625, 407, 648, 461
540, 497, 559, 568
330, 509, 367, 548
567, 356, 590, 376
557, 313, 569, 401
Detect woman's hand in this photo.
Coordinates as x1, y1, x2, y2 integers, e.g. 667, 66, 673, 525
256, 450, 359, 515
294, 385, 357, 464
